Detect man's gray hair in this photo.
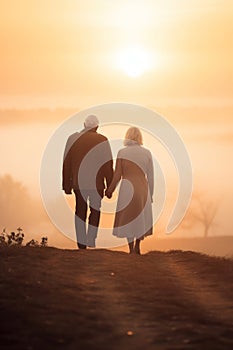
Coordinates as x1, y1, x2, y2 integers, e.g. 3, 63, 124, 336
84, 115, 99, 129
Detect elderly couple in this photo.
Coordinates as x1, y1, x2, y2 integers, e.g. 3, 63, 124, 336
62, 115, 154, 255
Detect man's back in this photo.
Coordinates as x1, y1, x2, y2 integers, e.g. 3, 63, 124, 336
62, 129, 113, 194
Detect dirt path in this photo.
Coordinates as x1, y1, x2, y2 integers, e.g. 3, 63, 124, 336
71, 250, 233, 349
166, 253, 233, 326
0, 247, 232, 350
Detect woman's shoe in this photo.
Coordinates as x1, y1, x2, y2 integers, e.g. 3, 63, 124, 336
134, 240, 141, 255
128, 241, 134, 254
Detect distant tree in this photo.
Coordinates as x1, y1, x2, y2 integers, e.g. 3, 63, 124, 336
0, 175, 30, 228
181, 192, 218, 238
0, 174, 48, 232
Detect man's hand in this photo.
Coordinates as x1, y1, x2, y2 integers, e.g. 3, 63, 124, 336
105, 189, 112, 199
64, 188, 72, 195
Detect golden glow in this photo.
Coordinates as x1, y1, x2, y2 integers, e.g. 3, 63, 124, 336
0, 1, 233, 250
112, 2, 153, 30
116, 47, 152, 78
0, 1, 232, 107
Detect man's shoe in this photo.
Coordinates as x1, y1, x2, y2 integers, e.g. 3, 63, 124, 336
87, 243, 96, 248
78, 243, 87, 249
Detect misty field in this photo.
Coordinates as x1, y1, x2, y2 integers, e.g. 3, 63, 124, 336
0, 247, 232, 350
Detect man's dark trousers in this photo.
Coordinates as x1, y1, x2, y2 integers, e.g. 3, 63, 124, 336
74, 189, 103, 248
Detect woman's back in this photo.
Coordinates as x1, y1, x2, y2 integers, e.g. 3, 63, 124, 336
117, 144, 153, 194
118, 144, 152, 175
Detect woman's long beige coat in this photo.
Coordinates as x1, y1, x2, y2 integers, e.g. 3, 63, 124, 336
107, 143, 154, 240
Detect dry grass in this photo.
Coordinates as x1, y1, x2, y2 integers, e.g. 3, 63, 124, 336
0, 246, 232, 349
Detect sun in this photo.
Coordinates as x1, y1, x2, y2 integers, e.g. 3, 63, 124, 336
116, 47, 151, 78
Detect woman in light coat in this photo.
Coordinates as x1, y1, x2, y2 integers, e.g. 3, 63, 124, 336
106, 127, 154, 254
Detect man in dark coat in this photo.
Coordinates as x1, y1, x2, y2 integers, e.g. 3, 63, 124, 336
62, 115, 113, 249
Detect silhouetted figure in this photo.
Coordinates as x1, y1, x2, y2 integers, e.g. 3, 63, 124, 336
106, 127, 154, 255
62, 115, 113, 249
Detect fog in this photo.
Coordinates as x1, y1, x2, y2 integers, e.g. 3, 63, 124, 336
0, 109, 232, 251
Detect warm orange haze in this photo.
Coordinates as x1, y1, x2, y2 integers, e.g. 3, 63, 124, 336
0, 0, 233, 255
1, 0, 233, 108
1, 2, 233, 350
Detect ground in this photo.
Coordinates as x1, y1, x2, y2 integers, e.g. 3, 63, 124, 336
0, 247, 232, 350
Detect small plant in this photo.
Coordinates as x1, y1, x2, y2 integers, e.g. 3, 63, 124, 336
15, 227, 24, 245
26, 239, 39, 247
26, 237, 48, 247
0, 228, 7, 245
40, 237, 48, 247
0, 227, 24, 246
0, 228, 48, 247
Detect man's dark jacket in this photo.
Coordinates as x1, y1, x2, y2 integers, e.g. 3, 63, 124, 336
62, 128, 113, 195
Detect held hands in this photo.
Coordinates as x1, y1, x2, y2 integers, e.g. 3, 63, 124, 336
105, 189, 112, 199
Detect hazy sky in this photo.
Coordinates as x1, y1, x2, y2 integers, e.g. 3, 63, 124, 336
0, 1, 233, 247
0, 0, 232, 109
